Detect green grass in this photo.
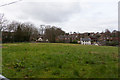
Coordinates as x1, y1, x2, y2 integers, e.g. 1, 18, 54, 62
2, 43, 118, 78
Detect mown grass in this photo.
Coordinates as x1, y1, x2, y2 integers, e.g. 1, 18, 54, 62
2, 43, 118, 78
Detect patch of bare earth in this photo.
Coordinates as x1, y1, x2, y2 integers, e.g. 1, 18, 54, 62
89, 51, 99, 54
6, 44, 22, 46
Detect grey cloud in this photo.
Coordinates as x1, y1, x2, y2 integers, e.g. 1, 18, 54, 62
0, 0, 117, 33
19, 2, 81, 23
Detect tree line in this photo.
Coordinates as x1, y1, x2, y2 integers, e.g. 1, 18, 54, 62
2, 21, 39, 43
0, 14, 65, 43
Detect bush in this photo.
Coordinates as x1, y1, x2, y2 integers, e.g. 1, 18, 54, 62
70, 40, 78, 44
106, 41, 118, 46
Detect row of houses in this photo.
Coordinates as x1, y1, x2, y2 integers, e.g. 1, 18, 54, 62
56, 30, 119, 46
56, 34, 95, 45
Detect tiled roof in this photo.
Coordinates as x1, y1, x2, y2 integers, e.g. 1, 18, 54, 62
80, 38, 91, 41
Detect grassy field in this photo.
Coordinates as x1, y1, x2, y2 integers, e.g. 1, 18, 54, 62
2, 43, 118, 78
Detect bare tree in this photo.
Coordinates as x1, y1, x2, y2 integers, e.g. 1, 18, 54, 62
45, 26, 65, 43
0, 14, 7, 31
39, 25, 46, 36
2, 21, 39, 43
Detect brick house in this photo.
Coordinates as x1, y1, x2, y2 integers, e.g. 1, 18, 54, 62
56, 34, 79, 43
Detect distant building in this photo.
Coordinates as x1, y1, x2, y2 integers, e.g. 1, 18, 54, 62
36, 37, 43, 42
56, 34, 79, 43
80, 38, 91, 45
36, 36, 49, 42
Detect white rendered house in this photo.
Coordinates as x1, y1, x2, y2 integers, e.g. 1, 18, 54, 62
80, 38, 91, 45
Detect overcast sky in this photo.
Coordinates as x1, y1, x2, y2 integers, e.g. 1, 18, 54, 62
0, 0, 119, 33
